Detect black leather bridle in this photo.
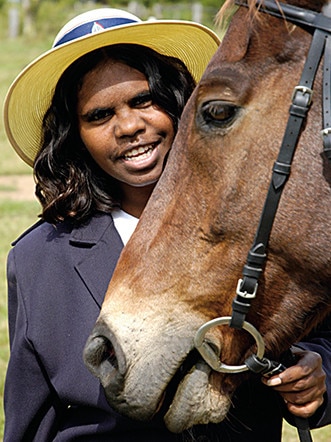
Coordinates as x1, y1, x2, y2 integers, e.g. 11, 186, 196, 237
231, 0, 331, 330
194, 2, 331, 441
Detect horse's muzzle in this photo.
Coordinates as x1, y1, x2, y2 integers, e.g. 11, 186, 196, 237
83, 321, 126, 396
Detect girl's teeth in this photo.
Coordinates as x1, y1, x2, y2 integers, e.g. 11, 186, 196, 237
124, 145, 154, 160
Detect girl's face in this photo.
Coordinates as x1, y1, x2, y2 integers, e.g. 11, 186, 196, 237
77, 59, 175, 188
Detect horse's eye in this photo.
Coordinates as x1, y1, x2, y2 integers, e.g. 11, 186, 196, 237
197, 100, 240, 130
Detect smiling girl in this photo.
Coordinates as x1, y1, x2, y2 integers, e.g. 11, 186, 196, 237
3, 8, 220, 441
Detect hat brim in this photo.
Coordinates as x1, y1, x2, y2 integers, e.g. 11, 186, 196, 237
3, 20, 220, 166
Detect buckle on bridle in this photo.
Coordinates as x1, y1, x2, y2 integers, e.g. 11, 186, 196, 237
321, 127, 331, 137
291, 85, 314, 106
236, 278, 258, 299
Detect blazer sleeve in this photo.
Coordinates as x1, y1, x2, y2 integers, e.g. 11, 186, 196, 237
4, 248, 63, 442
295, 316, 331, 428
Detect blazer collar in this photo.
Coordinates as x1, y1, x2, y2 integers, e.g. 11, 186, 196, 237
70, 213, 124, 307
69, 213, 117, 246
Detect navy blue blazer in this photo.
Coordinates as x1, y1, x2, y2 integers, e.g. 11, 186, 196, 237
4, 213, 331, 441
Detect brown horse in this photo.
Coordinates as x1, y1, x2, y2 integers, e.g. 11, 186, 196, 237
84, 0, 331, 433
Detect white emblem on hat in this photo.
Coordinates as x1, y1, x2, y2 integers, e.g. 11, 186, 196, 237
91, 22, 104, 33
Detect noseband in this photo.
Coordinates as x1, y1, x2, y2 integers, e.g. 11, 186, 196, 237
194, 2, 331, 439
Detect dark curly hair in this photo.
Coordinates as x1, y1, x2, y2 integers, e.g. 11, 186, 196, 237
34, 43, 196, 224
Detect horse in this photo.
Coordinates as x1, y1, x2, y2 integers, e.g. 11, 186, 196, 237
83, 0, 331, 434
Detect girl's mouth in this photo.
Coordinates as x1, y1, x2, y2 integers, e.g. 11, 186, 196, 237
123, 144, 156, 162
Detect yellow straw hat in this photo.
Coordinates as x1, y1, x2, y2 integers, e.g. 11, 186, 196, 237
3, 8, 220, 166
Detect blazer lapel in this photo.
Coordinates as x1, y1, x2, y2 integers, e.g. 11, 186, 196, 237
69, 214, 124, 307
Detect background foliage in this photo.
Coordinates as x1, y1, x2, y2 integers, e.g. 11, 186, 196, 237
0, 0, 224, 39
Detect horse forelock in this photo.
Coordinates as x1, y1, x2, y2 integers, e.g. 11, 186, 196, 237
215, 1, 300, 63
217, 0, 329, 28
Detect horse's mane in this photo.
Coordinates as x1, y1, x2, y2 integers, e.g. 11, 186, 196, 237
216, 0, 329, 32
216, 0, 280, 29
217, 0, 283, 23
217, 0, 327, 23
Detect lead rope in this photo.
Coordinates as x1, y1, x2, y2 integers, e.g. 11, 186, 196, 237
230, 2, 331, 442
245, 352, 313, 442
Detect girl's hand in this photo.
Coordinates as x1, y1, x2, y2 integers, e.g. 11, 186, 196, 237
262, 348, 326, 418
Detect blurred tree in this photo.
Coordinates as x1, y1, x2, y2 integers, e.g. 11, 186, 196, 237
4, 0, 224, 38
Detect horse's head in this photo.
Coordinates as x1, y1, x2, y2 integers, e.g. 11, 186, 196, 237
84, 0, 331, 433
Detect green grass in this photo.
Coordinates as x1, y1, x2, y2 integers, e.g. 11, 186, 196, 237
0, 37, 51, 176
283, 420, 330, 441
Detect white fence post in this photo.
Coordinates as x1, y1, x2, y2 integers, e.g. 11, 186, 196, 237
8, 0, 20, 38
192, 2, 203, 23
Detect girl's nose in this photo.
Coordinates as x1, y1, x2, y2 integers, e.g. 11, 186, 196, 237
114, 109, 145, 138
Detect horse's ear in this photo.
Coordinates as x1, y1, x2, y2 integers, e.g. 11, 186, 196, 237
218, 7, 252, 62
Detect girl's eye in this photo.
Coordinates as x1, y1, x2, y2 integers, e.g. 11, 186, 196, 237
196, 100, 240, 130
132, 92, 153, 108
86, 108, 113, 122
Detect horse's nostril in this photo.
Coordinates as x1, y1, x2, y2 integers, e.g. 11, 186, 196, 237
83, 323, 127, 396
103, 337, 118, 369
83, 335, 118, 375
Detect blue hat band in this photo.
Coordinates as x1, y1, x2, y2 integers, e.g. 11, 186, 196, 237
54, 17, 138, 47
